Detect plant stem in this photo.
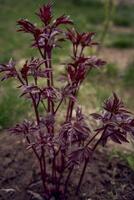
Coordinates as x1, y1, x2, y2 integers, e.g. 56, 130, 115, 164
31, 95, 47, 192
25, 135, 47, 194
76, 133, 104, 194
54, 98, 63, 114
76, 159, 88, 194
47, 51, 54, 114
64, 166, 74, 195
85, 132, 100, 147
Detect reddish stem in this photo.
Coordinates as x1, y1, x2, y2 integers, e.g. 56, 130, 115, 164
76, 158, 88, 195
76, 129, 107, 194
64, 166, 74, 195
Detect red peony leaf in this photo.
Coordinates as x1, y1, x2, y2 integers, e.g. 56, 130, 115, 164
36, 3, 52, 25
53, 15, 73, 27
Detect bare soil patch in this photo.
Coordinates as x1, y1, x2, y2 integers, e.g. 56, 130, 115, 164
0, 132, 134, 200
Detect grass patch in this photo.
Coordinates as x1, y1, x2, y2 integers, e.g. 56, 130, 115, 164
123, 61, 134, 87
87, 63, 119, 81
0, 80, 29, 128
0, 0, 134, 127
106, 32, 134, 49
72, 0, 103, 7
113, 4, 134, 27
0, 0, 133, 63
111, 150, 134, 171
105, 63, 119, 77
0, 0, 106, 63
126, 154, 134, 170
71, 0, 105, 25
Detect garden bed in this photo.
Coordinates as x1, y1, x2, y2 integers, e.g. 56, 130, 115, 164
0, 133, 134, 200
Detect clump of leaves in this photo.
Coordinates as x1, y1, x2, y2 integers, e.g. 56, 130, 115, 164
0, 3, 134, 200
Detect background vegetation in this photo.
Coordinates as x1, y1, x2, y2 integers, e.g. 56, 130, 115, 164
0, 0, 133, 132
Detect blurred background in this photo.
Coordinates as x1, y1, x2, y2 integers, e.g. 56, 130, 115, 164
0, 0, 134, 129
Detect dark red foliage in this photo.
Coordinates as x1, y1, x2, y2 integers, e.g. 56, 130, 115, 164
20, 61, 29, 81
67, 56, 106, 84
91, 93, 134, 146
20, 84, 41, 96
52, 15, 73, 27
68, 146, 92, 168
10, 120, 37, 135
41, 87, 61, 103
0, 3, 134, 200
103, 92, 130, 114
0, 59, 17, 81
20, 58, 49, 81
66, 28, 97, 47
59, 112, 90, 148
17, 19, 41, 35
37, 3, 52, 25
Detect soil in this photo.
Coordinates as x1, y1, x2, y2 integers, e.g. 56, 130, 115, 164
0, 132, 134, 200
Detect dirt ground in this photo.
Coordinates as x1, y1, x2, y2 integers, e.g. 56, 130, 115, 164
0, 132, 134, 200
